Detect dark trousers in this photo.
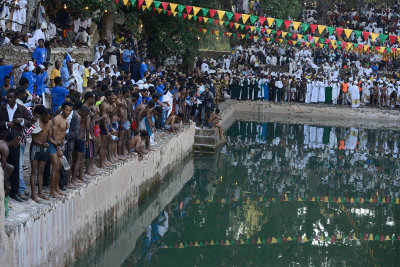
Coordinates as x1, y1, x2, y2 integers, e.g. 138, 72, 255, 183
7, 146, 20, 196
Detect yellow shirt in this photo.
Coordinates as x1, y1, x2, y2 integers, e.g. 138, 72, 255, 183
83, 68, 90, 87
50, 68, 60, 87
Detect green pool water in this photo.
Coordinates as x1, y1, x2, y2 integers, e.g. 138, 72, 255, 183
75, 121, 400, 267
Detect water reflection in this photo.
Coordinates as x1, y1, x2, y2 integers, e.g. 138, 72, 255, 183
129, 121, 400, 266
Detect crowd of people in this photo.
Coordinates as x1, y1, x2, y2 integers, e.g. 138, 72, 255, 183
0, 0, 92, 49
197, 41, 400, 108
0, 30, 230, 212
1, 0, 400, 217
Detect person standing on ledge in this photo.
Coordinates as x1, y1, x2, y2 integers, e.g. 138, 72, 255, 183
48, 101, 72, 200
0, 89, 33, 202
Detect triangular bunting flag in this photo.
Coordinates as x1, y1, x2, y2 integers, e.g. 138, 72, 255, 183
267, 17, 275, 27
193, 6, 200, 16
362, 31, 370, 40
234, 13, 242, 21
242, 14, 250, 24
161, 2, 169, 10
344, 29, 353, 39
157, 8, 162, 14
177, 4, 184, 13
145, 0, 153, 8
250, 15, 258, 24
336, 28, 343, 37
138, 0, 145, 8
275, 19, 283, 28
169, 3, 177, 12
310, 24, 317, 33
284, 20, 291, 29
301, 23, 309, 32
327, 26, 335, 35
354, 30, 362, 39
371, 33, 379, 42
225, 12, 233, 21
379, 34, 388, 43
209, 9, 217, 18
389, 35, 396, 44
201, 8, 209, 16
153, 1, 161, 9
259, 17, 266, 25
292, 21, 301, 31
218, 10, 226, 20
317, 25, 326, 34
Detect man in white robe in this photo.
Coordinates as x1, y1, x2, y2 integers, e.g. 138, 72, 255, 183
311, 80, 319, 103
11, 0, 27, 32
318, 79, 326, 103
305, 79, 312, 104
350, 82, 360, 108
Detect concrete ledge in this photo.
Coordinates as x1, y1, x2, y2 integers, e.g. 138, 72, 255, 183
0, 124, 195, 266
224, 100, 400, 130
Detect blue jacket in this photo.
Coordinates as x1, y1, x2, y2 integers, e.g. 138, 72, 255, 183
32, 47, 47, 65
21, 71, 35, 95
51, 86, 69, 112
122, 49, 134, 63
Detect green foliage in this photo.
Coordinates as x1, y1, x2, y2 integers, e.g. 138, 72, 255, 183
259, 0, 302, 20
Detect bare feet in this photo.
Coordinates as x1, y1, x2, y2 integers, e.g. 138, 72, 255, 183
67, 184, 76, 189
92, 165, 101, 172
50, 192, 63, 200
31, 196, 40, 203
56, 189, 66, 196
38, 194, 49, 200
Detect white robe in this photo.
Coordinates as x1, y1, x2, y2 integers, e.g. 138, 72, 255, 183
332, 83, 339, 104
318, 82, 326, 102
11, 0, 27, 32
311, 81, 319, 103
350, 84, 360, 108
305, 82, 312, 103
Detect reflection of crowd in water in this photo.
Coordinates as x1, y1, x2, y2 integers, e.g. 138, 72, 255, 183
224, 121, 400, 199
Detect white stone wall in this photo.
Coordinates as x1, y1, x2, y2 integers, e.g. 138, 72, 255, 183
0, 124, 195, 266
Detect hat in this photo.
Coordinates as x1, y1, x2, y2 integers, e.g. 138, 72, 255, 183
40, 22, 47, 29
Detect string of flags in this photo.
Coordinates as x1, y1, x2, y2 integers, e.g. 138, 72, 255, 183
162, 234, 400, 249
191, 195, 400, 205
115, 0, 400, 54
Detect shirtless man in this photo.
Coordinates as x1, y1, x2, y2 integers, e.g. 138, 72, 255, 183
99, 90, 119, 167
71, 106, 90, 185
128, 129, 147, 160
165, 113, 184, 133
131, 92, 145, 124
137, 101, 160, 147
117, 88, 129, 157
110, 90, 123, 161
30, 106, 53, 202
370, 82, 379, 107
49, 101, 73, 199
1, 131, 22, 200
124, 87, 134, 155
208, 108, 224, 140
83, 92, 97, 175
379, 82, 387, 108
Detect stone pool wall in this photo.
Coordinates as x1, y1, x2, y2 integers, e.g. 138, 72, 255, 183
1, 100, 399, 266
0, 124, 195, 266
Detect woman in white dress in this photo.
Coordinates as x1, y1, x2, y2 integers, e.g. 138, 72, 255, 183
311, 80, 319, 103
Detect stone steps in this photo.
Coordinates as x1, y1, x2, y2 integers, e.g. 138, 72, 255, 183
194, 135, 217, 146
193, 127, 221, 154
